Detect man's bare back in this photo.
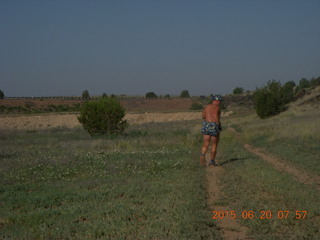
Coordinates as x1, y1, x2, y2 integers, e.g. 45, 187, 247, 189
202, 102, 221, 124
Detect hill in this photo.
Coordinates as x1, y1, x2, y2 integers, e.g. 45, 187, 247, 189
288, 85, 320, 111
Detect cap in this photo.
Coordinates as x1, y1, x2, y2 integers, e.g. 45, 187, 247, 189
211, 94, 224, 101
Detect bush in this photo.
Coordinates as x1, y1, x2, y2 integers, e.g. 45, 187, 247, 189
180, 90, 190, 98
254, 80, 285, 119
78, 97, 128, 136
294, 87, 306, 99
232, 87, 244, 94
281, 81, 295, 104
299, 78, 310, 89
145, 92, 157, 98
82, 90, 90, 99
310, 76, 320, 88
0, 89, 4, 99
189, 101, 203, 110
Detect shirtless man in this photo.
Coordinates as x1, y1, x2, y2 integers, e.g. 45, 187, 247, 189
200, 95, 223, 167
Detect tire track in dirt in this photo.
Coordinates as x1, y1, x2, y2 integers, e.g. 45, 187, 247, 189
228, 127, 320, 191
205, 156, 249, 240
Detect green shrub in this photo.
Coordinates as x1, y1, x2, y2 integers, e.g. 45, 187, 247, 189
189, 101, 203, 110
299, 78, 310, 89
281, 81, 295, 104
254, 80, 285, 119
0, 89, 4, 99
310, 76, 320, 88
232, 87, 244, 94
145, 92, 157, 98
78, 97, 128, 136
180, 90, 190, 98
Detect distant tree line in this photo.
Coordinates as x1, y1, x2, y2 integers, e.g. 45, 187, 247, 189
145, 90, 191, 99
80, 90, 192, 100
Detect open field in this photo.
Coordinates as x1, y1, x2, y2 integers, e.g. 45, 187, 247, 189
0, 121, 220, 240
1, 94, 319, 239
0, 94, 253, 114
0, 98, 194, 114
0, 111, 233, 130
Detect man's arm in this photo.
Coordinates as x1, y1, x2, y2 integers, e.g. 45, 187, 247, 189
202, 108, 206, 119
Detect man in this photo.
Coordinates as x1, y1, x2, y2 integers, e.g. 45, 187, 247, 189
200, 95, 223, 167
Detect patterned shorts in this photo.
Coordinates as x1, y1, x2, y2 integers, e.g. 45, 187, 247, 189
201, 121, 220, 136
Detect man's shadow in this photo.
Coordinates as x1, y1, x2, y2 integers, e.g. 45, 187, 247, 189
219, 157, 248, 166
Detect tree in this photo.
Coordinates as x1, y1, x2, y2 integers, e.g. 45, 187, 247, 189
102, 92, 108, 98
77, 97, 128, 136
0, 89, 4, 99
180, 90, 190, 98
232, 87, 244, 94
281, 81, 295, 104
82, 90, 90, 99
310, 76, 320, 88
254, 80, 285, 119
145, 92, 157, 98
299, 78, 310, 89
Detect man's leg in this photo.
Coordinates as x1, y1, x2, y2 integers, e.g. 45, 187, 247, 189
209, 134, 220, 166
200, 134, 210, 165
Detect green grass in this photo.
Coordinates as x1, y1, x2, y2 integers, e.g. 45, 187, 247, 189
2, 106, 319, 239
216, 130, 320, 239
224, 108, 320, 176
0, 122, 220, 240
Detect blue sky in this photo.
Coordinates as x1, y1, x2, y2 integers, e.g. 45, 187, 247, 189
1, 0, 319, 97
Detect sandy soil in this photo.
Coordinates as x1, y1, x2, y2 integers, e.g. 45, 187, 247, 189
0, 111, 233, 130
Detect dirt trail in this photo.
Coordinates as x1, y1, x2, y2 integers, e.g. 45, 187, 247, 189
228, 127, 320, 191
205, 157, 249, 240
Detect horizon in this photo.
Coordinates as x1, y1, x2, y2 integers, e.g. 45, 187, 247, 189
1, 76, 319, 98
